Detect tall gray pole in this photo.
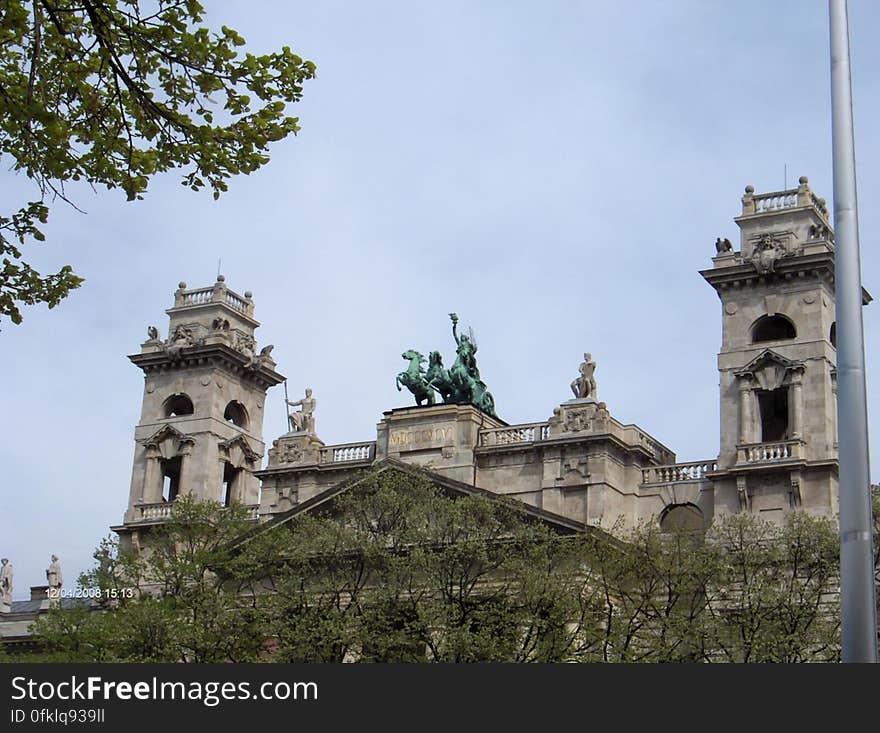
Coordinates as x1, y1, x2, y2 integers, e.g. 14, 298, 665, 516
829, 0, 878, 663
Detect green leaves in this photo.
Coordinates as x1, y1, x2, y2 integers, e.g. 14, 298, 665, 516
26, 470, 847, 663
0, 0, 315, 326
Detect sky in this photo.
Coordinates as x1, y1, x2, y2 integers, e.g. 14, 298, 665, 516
2, 0, 880, 596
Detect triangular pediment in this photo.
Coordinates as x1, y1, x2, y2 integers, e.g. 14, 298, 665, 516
219, 434, 262, 464
734, 349, 804, 391
141, 423, 190, 448
234, 460, 587, 550
735, 349, 803, 377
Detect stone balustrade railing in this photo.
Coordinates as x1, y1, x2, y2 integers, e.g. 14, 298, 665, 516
136, 501, 174, 521
224, 290, 250, 314
320, 442, 376, 464
178, 287, 214, 307
736, 440, 802, 464
741, 179, 829, 220
752, 190, 798, 214
479, 422, 551, 447
134, 501, 260, 521
173, 277, 255, 317
641, 460, 717, 486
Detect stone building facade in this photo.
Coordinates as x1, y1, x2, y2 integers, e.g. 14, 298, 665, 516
113, 178, 857, 552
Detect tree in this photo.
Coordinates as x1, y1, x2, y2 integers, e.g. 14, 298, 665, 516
27, 468, 845, 663
0, 1, 315, 325
33, 497, 268, 662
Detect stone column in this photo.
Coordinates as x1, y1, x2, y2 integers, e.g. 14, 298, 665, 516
738, 380, 754, 444
143, 447, 165, 503
177, 439, 195, 497
789, 376, 803, 440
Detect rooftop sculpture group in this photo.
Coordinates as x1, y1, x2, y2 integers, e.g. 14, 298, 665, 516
397, 313, 497, 417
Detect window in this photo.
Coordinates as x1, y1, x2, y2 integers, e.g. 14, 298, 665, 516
221, 462, 240, 506
830, 322, 837, 348
163, 393, 194, 417
757, 388, 789, 442
224, 401, 249, 429
161, 456, 182, 501
752, 315, 796, 343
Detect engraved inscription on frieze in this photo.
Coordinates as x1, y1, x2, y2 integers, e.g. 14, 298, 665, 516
389, 426, 454, 450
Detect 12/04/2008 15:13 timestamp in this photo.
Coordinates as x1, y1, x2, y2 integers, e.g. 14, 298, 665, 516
48, 587, 134, 600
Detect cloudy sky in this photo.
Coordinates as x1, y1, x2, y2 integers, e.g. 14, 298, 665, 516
2, 0, 879, 595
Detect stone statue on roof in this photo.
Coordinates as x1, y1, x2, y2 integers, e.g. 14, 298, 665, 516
571, 353, 597, 400
0, 558, 13, 612
46, 555, 63, 592
287, 388, 316, 435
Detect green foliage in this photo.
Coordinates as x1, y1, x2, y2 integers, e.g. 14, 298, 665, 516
0, 1, 315, 325
33, 496, 267, 662
29, 470, 846, 663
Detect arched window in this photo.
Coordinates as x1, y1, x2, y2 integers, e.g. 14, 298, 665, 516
224, 401, 249, 429
163, 393, 194, 418
830, 322, 837, 348
659, 503, 704, 532
752, 314, 797, 343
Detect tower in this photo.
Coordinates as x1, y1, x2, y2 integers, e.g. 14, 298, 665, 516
702, 177, 868, 519
117, 276, 284, 543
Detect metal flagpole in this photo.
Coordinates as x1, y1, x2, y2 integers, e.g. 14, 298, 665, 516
829, 0, 878, 663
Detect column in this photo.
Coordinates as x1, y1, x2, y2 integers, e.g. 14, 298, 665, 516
177, 438, 195, 497
142, 447, 164, 503
789, 377, 803, 440
738, 380, 754, 444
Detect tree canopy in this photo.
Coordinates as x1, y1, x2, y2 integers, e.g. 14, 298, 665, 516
0, 0, 315, 325
22, 467, 848, 663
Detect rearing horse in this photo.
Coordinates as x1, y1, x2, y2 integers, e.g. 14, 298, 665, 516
396, 350, 435, 406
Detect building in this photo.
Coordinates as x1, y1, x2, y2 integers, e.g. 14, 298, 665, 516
111, 176, 853, 553
1, 176, 862, 655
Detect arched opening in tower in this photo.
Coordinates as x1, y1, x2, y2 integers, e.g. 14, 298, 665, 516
221, 462, 240, 507
756, 388, 789, 442
752, 314, 796, 343
161, 456, 182, 502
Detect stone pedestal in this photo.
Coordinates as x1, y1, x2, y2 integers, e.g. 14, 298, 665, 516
548, 398, 610, 437
376, 404, 505, 484
267, 431, 325, 467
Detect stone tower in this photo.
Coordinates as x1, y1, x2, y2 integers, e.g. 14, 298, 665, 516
117, 277, 284, 542
701, 177, 867, 519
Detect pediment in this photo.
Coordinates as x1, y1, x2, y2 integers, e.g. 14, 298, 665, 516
219, 434, 262, 465
734, 349, 804, 391
735, 349, 804, 376
241, 459, 586, 542
141, 423, 194, 459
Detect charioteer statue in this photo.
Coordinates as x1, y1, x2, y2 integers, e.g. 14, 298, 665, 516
396, 313, 497, 417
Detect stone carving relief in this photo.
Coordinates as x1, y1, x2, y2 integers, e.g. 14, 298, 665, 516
268, 434, 322, 467
748, 233, 795, 274
234, 332, 256, 357
563, 408, 593, 433
163, 325, 201, 359
550, 400, 611, 436
270, 441, 304, 465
